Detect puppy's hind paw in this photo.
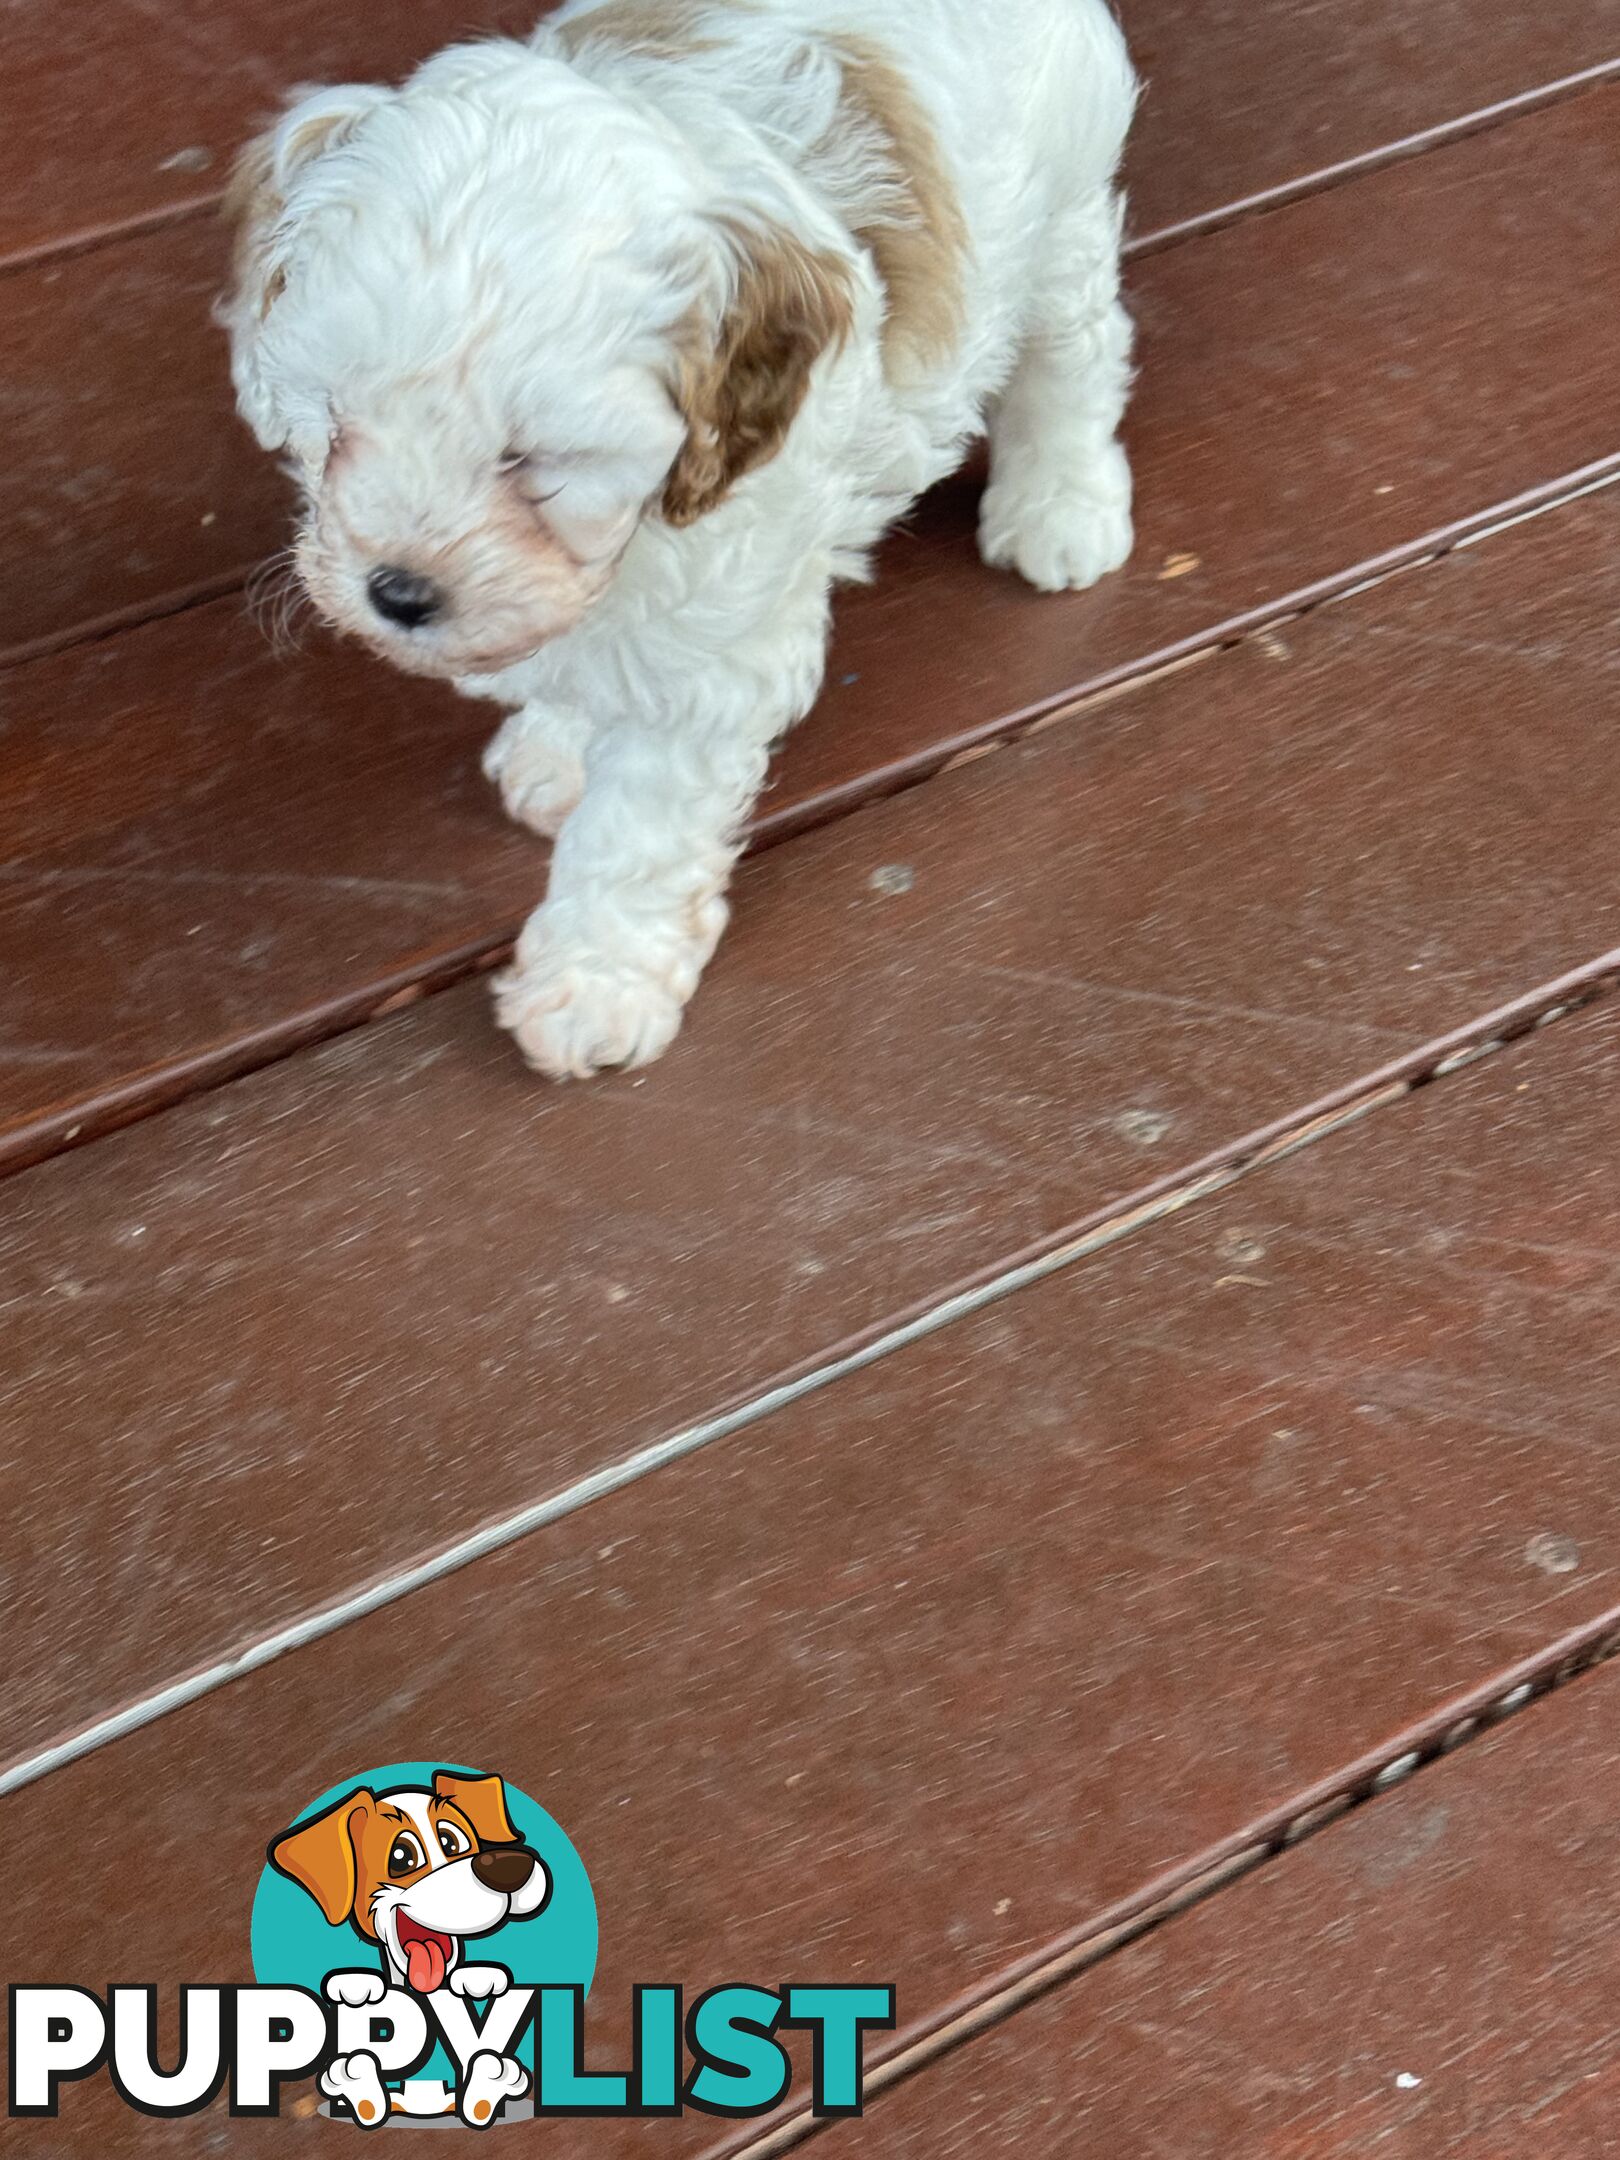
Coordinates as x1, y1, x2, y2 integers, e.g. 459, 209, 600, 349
321, 2052, 389, 2129
979, 443, 1134, 593
461, 2051, 529, 2128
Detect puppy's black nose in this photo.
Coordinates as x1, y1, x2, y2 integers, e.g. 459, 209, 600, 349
366, 564, 443, 630
471, 1845, 538, 1895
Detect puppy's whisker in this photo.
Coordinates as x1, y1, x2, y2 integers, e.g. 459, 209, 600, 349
245, 548, 314, 657
243, 544, 295, 605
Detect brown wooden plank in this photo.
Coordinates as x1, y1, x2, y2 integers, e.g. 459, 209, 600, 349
7, 996, 1620, 2153
6, 479, 1620, 1768
0, 219, 261, 663
3, 95, 1619, 1166
0, 0, 532, 268
825, 1662, 1620, 2159
6, 0, 1616, 264
1124, 7, 1620, 247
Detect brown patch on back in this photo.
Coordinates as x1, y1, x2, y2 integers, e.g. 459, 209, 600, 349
554, 0, 732, 60
661, 219, 855, 525
831, 34, 968, 374
556, 9, 964, 373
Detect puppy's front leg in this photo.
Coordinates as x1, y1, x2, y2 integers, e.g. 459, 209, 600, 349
481, 701, 596, 839
501, 574, 838, 1080
495, 711, 768, 1079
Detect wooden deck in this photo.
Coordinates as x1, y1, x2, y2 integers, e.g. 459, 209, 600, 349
4, 3, 1620, 2150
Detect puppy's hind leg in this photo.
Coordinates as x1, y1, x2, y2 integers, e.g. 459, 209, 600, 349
979, 187, 1134, 593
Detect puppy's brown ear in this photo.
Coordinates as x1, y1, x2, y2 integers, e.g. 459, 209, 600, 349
223, 84, 386, 321
269, 1789, 375, 1925
662, 220, 855, 527
433, 1769, 519, 1846
222, 130, 287, 324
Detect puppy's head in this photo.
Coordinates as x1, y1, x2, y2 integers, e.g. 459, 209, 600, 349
222, 40, 854, 679
269, 1769, 551, 1991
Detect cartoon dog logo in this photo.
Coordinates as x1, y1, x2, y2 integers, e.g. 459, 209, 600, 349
269, 1768, 551, 2126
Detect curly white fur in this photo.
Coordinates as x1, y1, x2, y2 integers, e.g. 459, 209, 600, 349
224, 0, 1137, 1077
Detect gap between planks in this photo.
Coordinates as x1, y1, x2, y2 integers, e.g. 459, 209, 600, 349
2, 57, 1616, 284
3, 454, 1618, 1188
2, 948, 1617, 1803
703, 1603, 1620, 2160
939, 461, 1620, 771
1128, 60, 1620, 258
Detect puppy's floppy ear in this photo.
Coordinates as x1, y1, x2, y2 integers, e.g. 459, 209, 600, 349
662, 217, 855, 527
223, 82, 389, 324
433, 1769, 520, 1846
221, 84, 389, 449
268, 1788, 376, 1925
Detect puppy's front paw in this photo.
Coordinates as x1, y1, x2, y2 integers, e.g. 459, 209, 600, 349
482, 710, 588, 839
324, 1971, 388, 2009
495, 923, 694, 1080
448, 1964, 509, 2000
461, 2050, 528, 2128
979, 442, 1134, 593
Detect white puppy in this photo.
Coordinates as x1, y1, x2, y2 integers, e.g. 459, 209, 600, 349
224, 0, 1137, 1077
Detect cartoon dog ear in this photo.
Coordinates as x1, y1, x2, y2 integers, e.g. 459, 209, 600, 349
662, 216, 855, 527
433, 1770, 519, 1846
269, 1789, 377, 1925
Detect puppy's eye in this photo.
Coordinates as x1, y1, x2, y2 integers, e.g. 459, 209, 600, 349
387, 1832, 426, 1878
437, 1822, 472, 1858
496, 448, 529, 475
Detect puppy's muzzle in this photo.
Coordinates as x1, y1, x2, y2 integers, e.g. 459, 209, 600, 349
472, 1845, 540, 1895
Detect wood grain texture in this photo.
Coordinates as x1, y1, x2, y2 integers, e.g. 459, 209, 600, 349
0, 220, 257, 659
4, 95, 1619, 1167
5, 485, 1620, 1765
1122, 2, 1620, 242
6, 999, 1620, 2151
6, 0, 1617, 262
828, 1662, 1620, 2158
0, 0, 534, 267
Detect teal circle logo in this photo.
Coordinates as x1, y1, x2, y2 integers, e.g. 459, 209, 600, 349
251, 1761, 595, 2087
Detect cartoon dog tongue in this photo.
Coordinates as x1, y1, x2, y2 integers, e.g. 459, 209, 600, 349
404, 1932, 449, 1994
